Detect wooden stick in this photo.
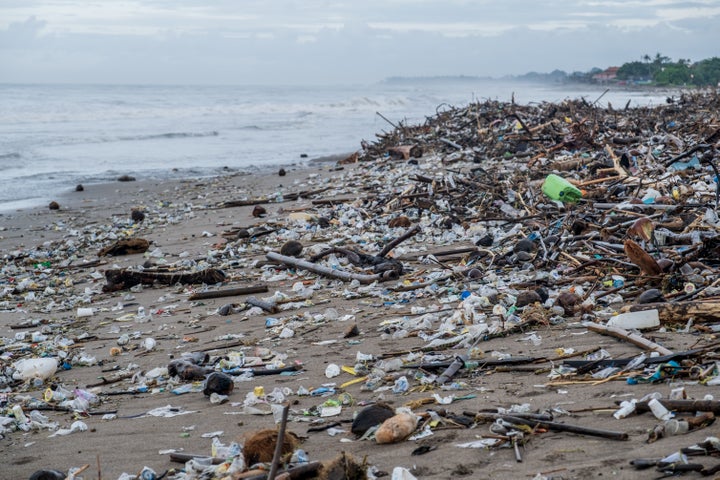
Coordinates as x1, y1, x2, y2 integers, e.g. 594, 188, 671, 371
268, 404, 290, 480
169, 452, 224, 464
583, 321, 673, 355
475, 413, 628, 441
266, 252, 398, 284
378, 224, 421, 258
188, 285, 268, 300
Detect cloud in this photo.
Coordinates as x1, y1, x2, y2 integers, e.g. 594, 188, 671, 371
0, 1, 718, 84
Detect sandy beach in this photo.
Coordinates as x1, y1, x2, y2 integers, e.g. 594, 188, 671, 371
3, 92, 720, 480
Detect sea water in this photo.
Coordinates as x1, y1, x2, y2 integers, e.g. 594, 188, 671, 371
0, 81, 671, 212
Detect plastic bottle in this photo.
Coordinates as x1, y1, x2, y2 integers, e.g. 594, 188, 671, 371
613, 399, 636, 419
12, 357, 58, 381
541, 174, 583, 203
607, 309, 660, 330
648, 398, 674, 421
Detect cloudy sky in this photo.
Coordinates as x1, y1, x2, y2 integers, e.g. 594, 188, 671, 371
1, 0, 718, 85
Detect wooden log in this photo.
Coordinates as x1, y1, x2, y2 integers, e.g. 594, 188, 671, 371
265, 252, 398, 284
102, 268, 225, 292
188, 285, 268, 301
633, 399, 720, 415
583, 322, 673, 355
623, 301, 720, 324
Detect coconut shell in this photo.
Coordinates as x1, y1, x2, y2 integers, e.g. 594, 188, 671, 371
374, 412, 417, 444
351, 403, 395, 437
280, 240, 303, 257
242, 429, 300, 466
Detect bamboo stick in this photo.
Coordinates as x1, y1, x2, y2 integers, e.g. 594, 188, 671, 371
583, 321, 673, 355
188, 285, 268, 300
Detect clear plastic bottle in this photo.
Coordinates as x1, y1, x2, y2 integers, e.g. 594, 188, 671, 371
613, 399, 636, 419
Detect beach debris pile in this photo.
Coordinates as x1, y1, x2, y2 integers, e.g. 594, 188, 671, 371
2, 89, 720, 478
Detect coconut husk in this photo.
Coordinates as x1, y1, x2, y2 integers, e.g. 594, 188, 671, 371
98, 238, 150, 257
318, 451, 367, 480
375, 412, 418, 444
241, 428, 300, 467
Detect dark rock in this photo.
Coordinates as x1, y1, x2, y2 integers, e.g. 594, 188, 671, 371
516, 290, 542, 307
130, 209, 145, 223
48, 201, 60, 210
29, 470, 66, 480
317, 217, 330, 228
476, 234, 494, 247
75, 184, 84, 192
516, 251, 533, 262
203, 372, 234, 396
513, 238, 536, 254
280, 240, 303, 257
636, 289, 666, 304
117, 175, 136, 182
278, 168, 286, 176
252, 205, 266, 217
536, 287, 549, 303
351, 403, 395, 437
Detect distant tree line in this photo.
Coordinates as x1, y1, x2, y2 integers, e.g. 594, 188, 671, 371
514, 54, 720, 87
615, 53, 720, 86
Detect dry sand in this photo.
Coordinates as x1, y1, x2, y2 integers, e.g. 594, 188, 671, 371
0, 162, 716, 480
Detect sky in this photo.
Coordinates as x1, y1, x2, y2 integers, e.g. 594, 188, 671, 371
1, 0, 719, 85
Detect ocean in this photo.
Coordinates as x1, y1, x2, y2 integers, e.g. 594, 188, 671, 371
0, 81, 672, 212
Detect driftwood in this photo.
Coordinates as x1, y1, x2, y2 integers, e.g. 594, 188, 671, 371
102, 268, 226, 292
474, 413, 628, 441
266, 252, 398, 284
309, 247, 403, 276
188, 285, 268, 300
215, 187, 331, 208
98, 238, 150, 257
633, 399, 720, 415
387, 145, 423, 160
624, 301, 720, 323
308, 225, 420, 277
583, 322, 673, 355
170, 453, 224, 464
